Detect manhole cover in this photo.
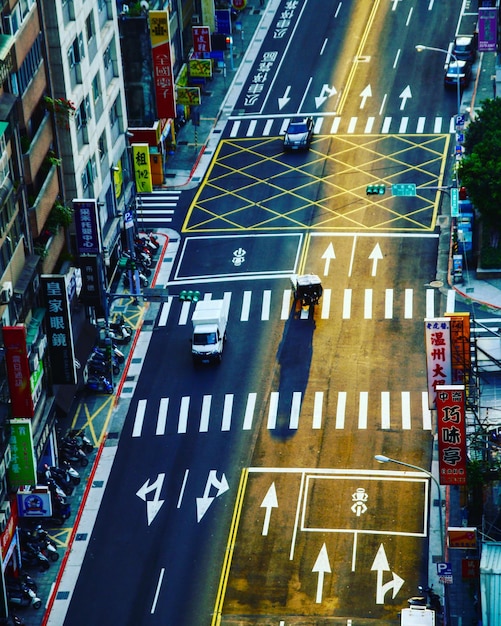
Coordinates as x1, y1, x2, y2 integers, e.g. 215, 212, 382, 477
429, 280, 443, 288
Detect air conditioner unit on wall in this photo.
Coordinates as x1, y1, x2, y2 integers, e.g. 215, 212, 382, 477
192, 14, 200, 24
0, 282, 12, 304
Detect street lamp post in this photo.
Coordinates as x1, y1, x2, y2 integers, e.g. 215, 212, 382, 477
415, 45, 461, 128
374, 454, 444, 556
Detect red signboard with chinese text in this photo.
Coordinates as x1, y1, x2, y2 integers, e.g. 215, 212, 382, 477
424, 318, 452, 409
436, 386, 467, 485
445, 312, 471, 388
2, 326, 34, 418
150, 11, 176, 119
192, 26, 211, 56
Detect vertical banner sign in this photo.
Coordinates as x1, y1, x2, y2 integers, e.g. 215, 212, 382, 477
445, 312, 471, 388
192, 26, 211, 57
150, 11, 176, 119
132, 144, 153, 193
436, 386, 467, 485
73, 199, 102, 256
41, 275, 77, 385
79, 255, 106, 317
215, 9, 232, 35
424, 318, 452, 409
2, 326, 34, 418
9, 419, 37, 488
478, 7, 498, 52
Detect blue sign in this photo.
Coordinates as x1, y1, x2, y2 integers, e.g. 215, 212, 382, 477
215, 9, 232, 34
479, 7, 497, 52
456, 114, 464, 127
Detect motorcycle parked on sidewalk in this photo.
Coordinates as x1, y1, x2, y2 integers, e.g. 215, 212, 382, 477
6, 582, 42, 609
85, 374, 114, 394
20, 543, 50, 572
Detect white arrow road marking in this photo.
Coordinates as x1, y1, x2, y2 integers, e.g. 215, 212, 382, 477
368, 243, 383, 276
360, 85, 372, 109
312, 543, 331, 603
399, 85, 412, 110
371, 544, 405, 604
196, 470, 230, 522
315, 84, 337, 108
321, 242, 336, 276
260, 482, 278, 535
136, 473, 165, 526
278, 86, 291, 110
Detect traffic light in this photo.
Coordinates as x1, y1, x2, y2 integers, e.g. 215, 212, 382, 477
366, 184, 386, 195
179, 290, 201, 302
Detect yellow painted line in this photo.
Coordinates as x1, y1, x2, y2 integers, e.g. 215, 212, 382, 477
211, 468, 249, 626
336, 0, 382, 115
297, 233, 311, 275
71, 395, 115, 446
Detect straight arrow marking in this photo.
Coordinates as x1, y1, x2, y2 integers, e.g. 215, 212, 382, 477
321, 242, 336, 276
312, 543, 331, 603
368, 243, 383, 276
260, 482, 278, 535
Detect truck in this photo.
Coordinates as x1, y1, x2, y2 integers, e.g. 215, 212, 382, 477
191, 299, 228, 365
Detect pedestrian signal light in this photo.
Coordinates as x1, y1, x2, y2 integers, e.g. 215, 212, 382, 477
366, 184, 386, 195
225, 36, 233, 47
179, 290, 201, 302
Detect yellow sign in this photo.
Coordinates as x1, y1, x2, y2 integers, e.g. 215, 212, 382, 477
189, 59, 212, 78
176, 86, 201, 106
132, 143, 153, 193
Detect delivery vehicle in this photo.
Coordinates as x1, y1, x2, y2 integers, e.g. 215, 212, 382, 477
291, 274, 323, 308
191, 299, 228, 365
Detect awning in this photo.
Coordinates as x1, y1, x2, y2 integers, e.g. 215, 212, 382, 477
480, 542, 501, 624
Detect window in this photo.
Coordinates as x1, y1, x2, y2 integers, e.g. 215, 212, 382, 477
110, 98, 120, 127
103, 44, 111, 70
98, 132, 107, 161
92, 74, 101, 103
9, 35, 42, 96
68, 33, 85, 68
76, 96, 91, 129
86, 12, 95, 42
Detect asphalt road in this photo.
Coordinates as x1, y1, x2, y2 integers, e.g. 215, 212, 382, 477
61, 0, 471, 624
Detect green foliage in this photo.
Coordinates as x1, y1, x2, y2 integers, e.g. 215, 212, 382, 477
458, 98, 501, 233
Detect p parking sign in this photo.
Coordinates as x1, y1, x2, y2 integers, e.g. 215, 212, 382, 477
437, 562, 453, 584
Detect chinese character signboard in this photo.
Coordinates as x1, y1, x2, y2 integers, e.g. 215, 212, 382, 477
176, 86, 202, 106
192, 26, 211, 56
73, 199, 101, 256
150, 11, 176, 119
215, 9, 232, 34
478, 7, 497, 52
132, 143, 153, 193
41, 275, 77, 385
436, 385, 467, 485
445, 312, 471, 388
189, 58, 213, 78
79, 255, 106, 317
447, 527, 477, 549
2, 326, 34, 418
9, 419, 36, 488
424, 318, 452, 409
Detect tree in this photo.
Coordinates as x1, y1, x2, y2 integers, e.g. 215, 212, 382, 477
458, 98, 501, 236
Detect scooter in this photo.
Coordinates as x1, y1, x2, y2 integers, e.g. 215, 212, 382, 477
43, 464, 74, 496
85, 375, 114, 395
49, 500, 71, 526
92, 345, 125, 365
88, 355, 120, 376
123, 271, 149, 289
6, 583, 41, 609
59, 460, 81, 485
59, 442, 89, 467
20, 544, 50, 572
67, 430, 94, 454
20, 528, 59, 563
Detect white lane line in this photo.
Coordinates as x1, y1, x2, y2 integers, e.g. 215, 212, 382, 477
267, 392, 279, 429
262, 290, 271, 321
336, 392, 346, 429
401, 391, 411, 430
158, 297, 173, 326
178, 396, 190, 433
404, 288, 413, 319
321, 288, 331, 319
313, 391, 323, 429
358, 392, 368, 429
247, 120, 257, 136
385, 289, 393, 319
241, 290, 251, 322
364, 289, 372, 319
179, 300, 191, 325
132, 399, 147, 437
151, 568, 165, 614
426, 288, 435, 318
290, 392, 302, 429
263, 119, 274, 135
342, 289, 352, 319
243, 393, 257, 430
200, 395, 211, 432
222, 394, 233, 431
281, 289, 291, 320
381, 391, 390, 429
156, 398, 169, 435
422, 392, 432, 430
446, 289, 455, 313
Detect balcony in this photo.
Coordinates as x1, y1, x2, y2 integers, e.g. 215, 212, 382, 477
22, 114, 54, 185
28, 165, 60, 239
10, 4, 40, 72
40, 228, 65, 274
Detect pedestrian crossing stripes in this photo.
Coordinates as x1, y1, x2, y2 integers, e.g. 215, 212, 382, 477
136, 190, 182, 226
130, 390, 432, 437
156, 288, 456, 326
227, 115, 456, 138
